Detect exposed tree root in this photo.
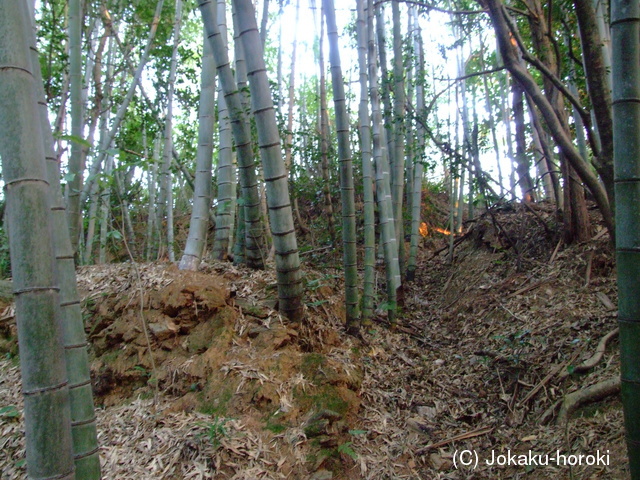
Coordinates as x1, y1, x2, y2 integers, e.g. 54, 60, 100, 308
559, 328, 619, 378
556, 377, 621, 425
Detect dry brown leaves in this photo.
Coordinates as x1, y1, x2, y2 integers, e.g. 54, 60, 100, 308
0, 204, 630, 479
350, 203, 627, 479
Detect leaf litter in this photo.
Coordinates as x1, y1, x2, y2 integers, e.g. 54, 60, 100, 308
0, 202, 629, 479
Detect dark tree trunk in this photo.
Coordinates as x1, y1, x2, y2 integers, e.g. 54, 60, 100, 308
512, 80, 536, 202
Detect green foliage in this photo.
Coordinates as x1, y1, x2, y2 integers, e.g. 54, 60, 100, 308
492, 329, 533, 364
36, 0, 68, 110
263, 411, 288, 434
337, 441, 357, 460
0, 225, 10, 278
199, 387, 234, 416
199, 416, 230, 450
0, 405, 20, 419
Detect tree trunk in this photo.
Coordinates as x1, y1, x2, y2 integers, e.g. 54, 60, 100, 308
259, 0, 269, 46
98, 154, 114, 264
232, 0, 304, 321
159, 0, 183, 262
356, 0, 376, 322
519, 0, 590, 237
201, 0, 266, 269
574, 0, 615, 207
324, 0, 360, 329
24, 3, 102, 476
179, 30, 216, 270
367, 0, 401, 321
375, 3, 396, 188
212, 2, 236, 261
407, 6, 425, 282
0, 4, 75, 477
612, 0, 640, 475
146, 135, 161, 261
317, 1, 336, 243
512, 81, 536, 202
391, 0, 406, 271
480, 35, 504, 196
483, 0, 613, 236
66, 0, 84, 257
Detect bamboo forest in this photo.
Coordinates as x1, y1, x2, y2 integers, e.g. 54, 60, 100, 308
0, 0, 639, 477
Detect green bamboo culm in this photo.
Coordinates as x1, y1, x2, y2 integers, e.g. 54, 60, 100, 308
323, 0, 361, 330
406, 6, 426, 283
22, 1, 102, 475
0, 2, 75, 478
356, 0, 376, 323
391, 0, 406, 274
232, 0, 304, 321
179, 30, 216, 271
612, 0, 640, 476
198, 0, 266, 269
367, 0, 401, 321
67, 0, 83, 256
212, 0, 236, 260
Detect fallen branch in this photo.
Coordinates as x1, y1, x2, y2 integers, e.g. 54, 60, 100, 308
506, 277, 553, 299
299, 245, 333, 257
519, 349, 581, 407
416, 425, 494, 454
429, 231, 471, 259
549, 238, 562, 264
371, 316, 427, 345
539, 400, 561, 425
556, 377, 621, 425
595, 291, 616, 311
518, 364, 565, 407
559, 328, 619, 378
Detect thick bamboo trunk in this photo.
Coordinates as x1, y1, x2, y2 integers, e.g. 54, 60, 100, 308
232, 0, 304, 321
356, 0, 376, 322
611, 0, 640, 475
212, 2, 236, 261
179, 31, 216, 270
367, 0, 401, 321
0, 4, 75, 477
23, 3, 102, 476
200, 0, 266, 269
324, 0, 360, 329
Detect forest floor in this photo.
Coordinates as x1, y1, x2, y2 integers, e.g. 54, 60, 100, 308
0, 200, 629, 479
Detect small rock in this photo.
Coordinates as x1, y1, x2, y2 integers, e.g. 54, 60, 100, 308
148, 318, 179, 341
247, 326, 268, 338
310, 469, 333, 480
430, 453, 453, 471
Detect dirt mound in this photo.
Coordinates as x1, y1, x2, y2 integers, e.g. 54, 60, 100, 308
78, 262, 363, 478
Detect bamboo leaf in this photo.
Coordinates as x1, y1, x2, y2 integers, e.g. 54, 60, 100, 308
54, 133, 92, 148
